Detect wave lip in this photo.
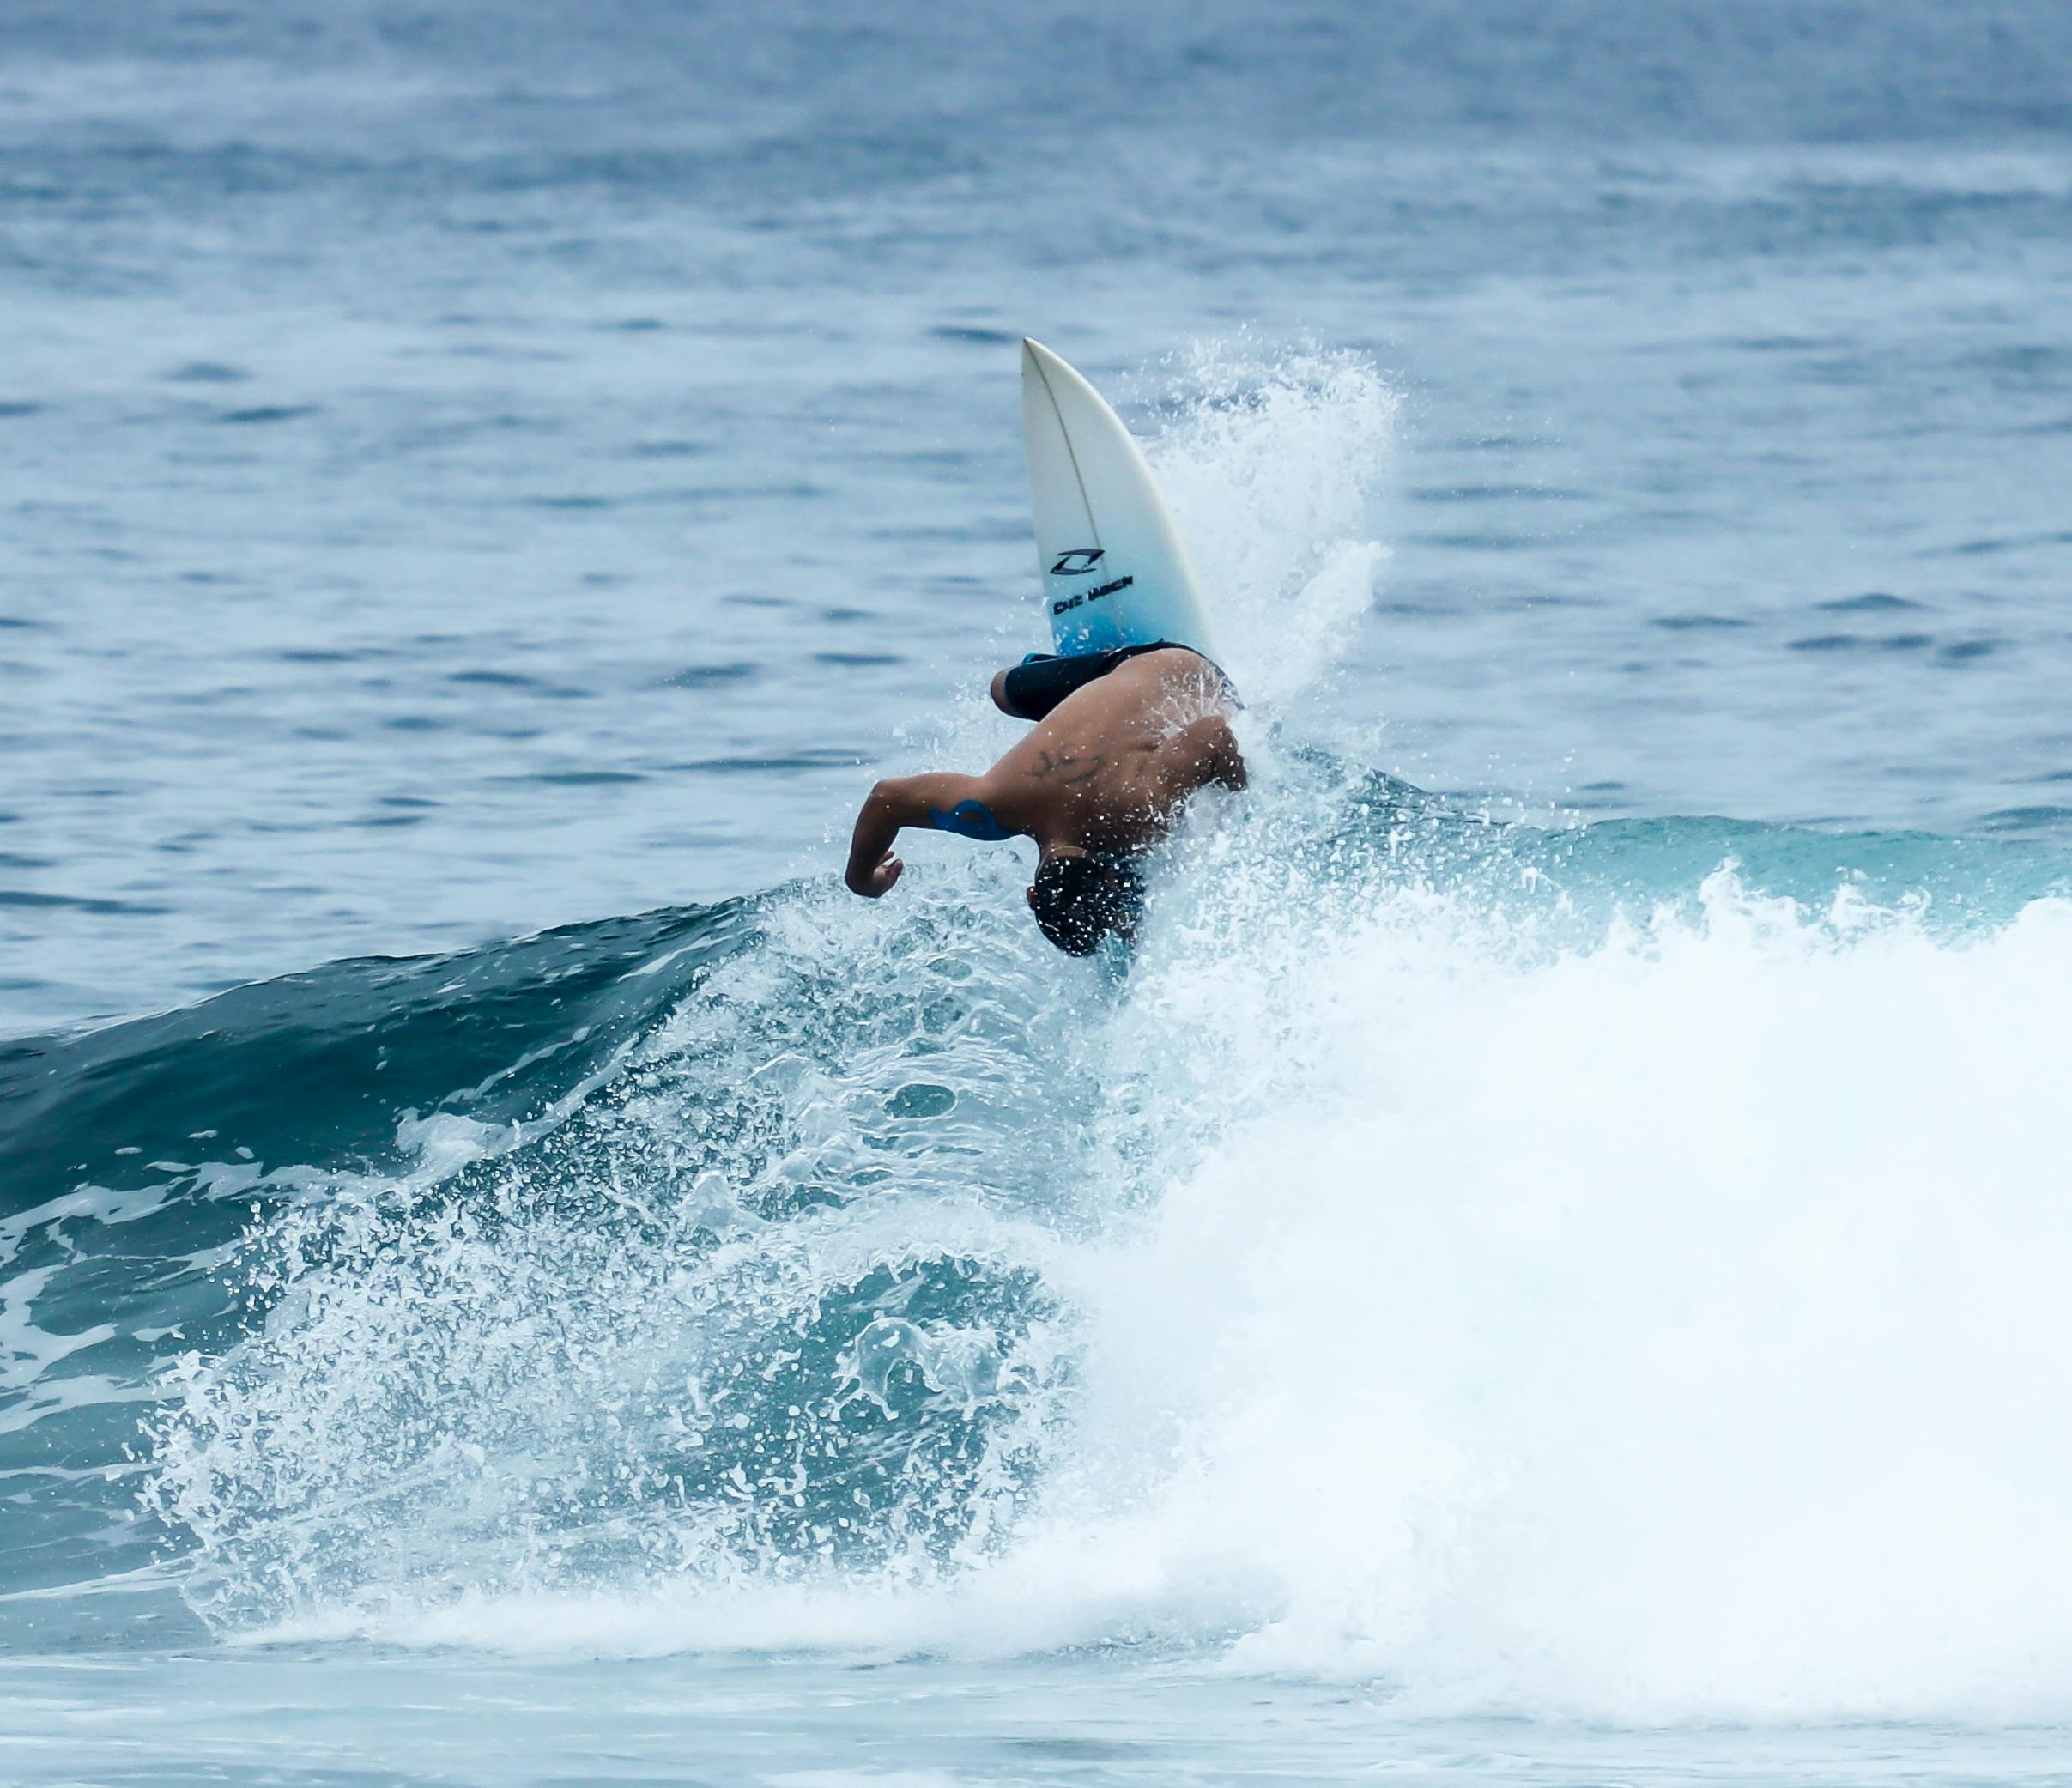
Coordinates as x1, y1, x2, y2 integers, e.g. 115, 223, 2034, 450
44, 801, 2055, 1724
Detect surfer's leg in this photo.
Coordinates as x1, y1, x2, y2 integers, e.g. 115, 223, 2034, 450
990, 661, 1049, 715
994, 651, 1127, 723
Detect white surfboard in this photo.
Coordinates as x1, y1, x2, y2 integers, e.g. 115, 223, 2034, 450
1020, 339, 1221, 663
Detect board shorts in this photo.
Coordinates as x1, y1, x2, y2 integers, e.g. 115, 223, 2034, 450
997, 642, 1239, 723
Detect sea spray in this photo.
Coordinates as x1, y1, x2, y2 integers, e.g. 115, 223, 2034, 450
136, 800, 2072, 1721
142, 876, 1092, 1628
85, 342, 2072, 1713
1035, 860, 2072, 1718
1146, 339, 1398, 711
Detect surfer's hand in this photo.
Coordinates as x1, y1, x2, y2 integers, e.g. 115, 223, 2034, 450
848, 852, 902, 898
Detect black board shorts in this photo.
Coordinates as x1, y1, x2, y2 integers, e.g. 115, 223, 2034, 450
999, 642, 1238, 723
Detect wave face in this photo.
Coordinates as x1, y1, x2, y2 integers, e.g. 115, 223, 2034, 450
6, 773, 2070, 1716
6, 340, 2072, 1716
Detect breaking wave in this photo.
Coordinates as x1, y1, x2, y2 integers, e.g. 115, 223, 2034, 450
5, 345, 2071, 1721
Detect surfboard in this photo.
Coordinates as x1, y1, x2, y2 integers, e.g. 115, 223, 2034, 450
1020, 339, 1221, 663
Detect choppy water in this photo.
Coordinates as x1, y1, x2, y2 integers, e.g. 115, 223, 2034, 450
7, 3, 2072, 1784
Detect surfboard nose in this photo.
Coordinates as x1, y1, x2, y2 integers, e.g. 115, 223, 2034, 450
1021, 338, 1063, 421
1021, 340, 1081, 423
1019, 336, 1220, 664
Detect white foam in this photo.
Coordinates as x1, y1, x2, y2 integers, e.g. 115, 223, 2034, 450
1005, 870, 2072, 1719
142, 345, 2072, 1724
183, 865, 2072, 1724
1146, 341, 1396, 712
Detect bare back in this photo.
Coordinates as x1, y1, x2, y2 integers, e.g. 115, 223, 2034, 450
976, 648, 1244, 853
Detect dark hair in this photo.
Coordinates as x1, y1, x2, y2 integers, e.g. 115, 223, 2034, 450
1028, 852, 1145, 955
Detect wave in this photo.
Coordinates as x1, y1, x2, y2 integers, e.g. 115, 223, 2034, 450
8, 340, 2072, 1718
4, 763, 2070, 1718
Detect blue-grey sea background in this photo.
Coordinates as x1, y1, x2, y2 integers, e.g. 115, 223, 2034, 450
6, 3, 2072, 1784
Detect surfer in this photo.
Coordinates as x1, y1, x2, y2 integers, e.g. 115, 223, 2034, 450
844, 643, 1245, 954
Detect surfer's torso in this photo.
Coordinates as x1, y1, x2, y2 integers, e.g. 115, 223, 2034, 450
842, 645, 1245, 900
975, 646, 1243, 855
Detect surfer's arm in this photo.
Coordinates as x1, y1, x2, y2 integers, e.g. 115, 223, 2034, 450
844, 773, 993, 897
1187, 715, 1248, 792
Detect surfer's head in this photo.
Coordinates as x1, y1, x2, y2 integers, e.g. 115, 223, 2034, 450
1027, 848, 1144, 955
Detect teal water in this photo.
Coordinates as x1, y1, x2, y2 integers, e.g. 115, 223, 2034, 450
9, 798, 2072, 1778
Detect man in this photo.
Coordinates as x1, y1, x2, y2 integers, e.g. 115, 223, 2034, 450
845, 643, 1246, 955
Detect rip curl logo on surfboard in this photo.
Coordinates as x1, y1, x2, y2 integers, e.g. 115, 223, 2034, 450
1049, 549, 1106, 577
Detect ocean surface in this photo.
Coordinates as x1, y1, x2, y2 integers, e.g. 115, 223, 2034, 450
5, 2, 2072, 1783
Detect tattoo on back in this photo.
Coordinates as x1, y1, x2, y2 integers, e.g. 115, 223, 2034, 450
1029, 748, 1106, 787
